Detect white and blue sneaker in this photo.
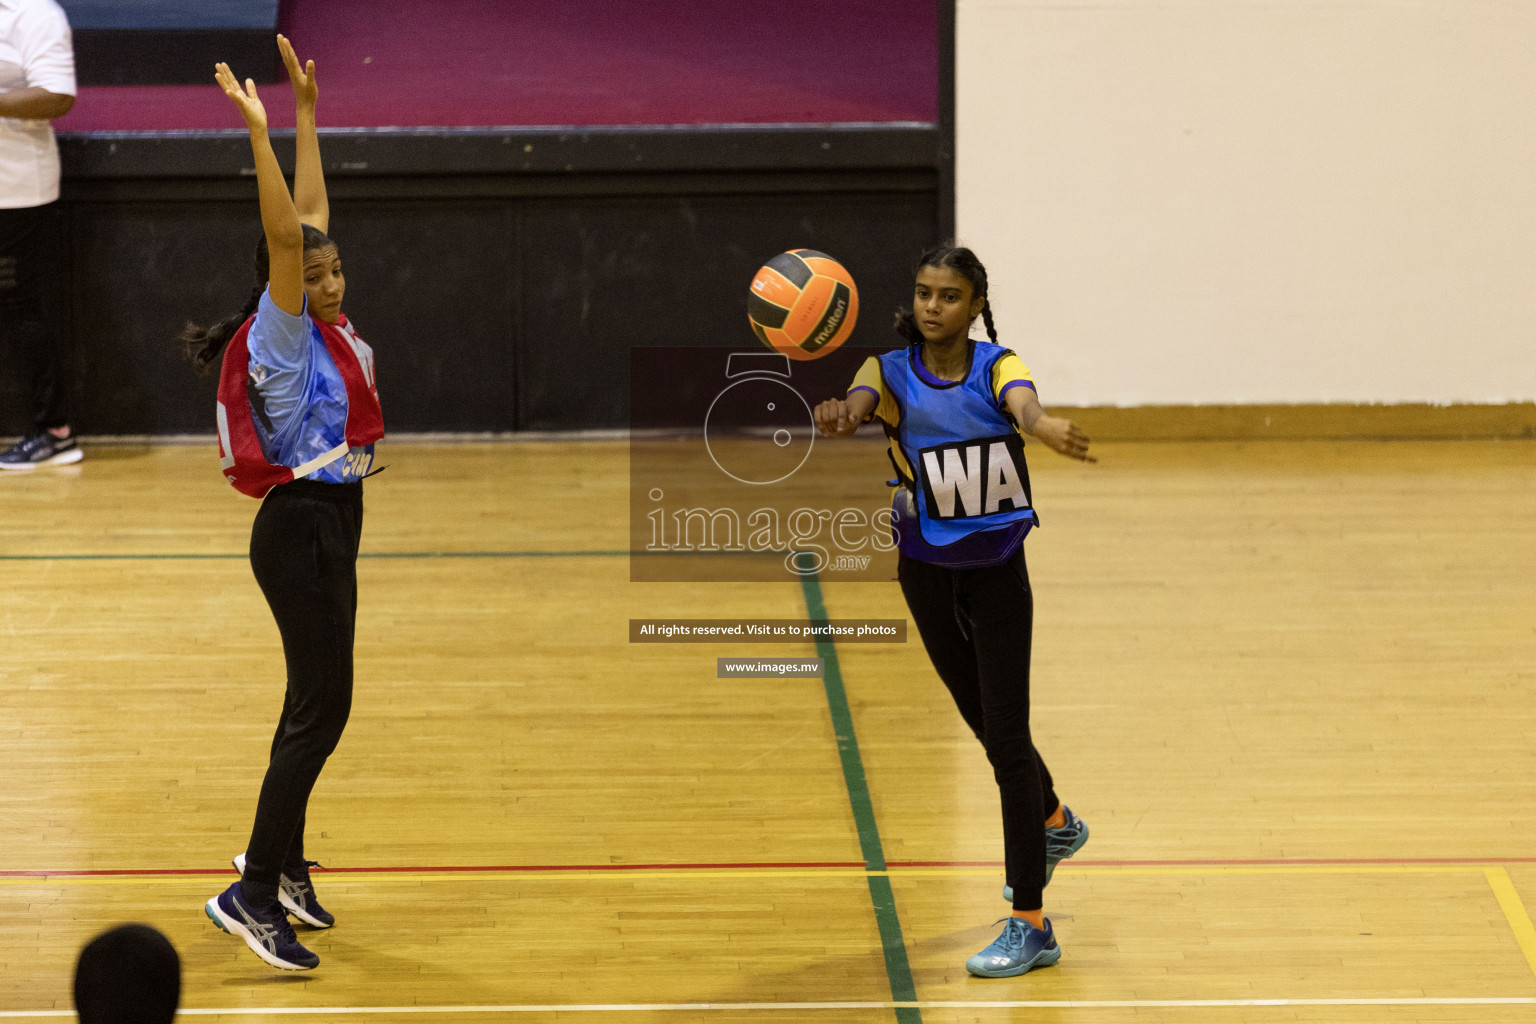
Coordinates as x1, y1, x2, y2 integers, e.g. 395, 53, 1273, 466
233, 852, 335, 928
1004, 805, 1090, 902
204, 881, 319, 970
0, 430, 81, 470
965, 916, 1061, 978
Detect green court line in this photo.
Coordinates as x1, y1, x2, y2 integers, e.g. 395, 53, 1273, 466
0, 550, 632, 562
799, 570, 921, 1024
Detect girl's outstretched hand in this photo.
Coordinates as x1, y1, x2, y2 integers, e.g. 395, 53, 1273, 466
814, 398, 861, 438
214, 63, 267, 132
277, 34, 317, 108
1033, 414, 1096, 463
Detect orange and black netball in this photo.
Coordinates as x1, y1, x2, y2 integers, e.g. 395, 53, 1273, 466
747, 249, 860, 361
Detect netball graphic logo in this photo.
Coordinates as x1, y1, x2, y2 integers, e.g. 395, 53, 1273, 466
628, 342, 895, 583
703, 352, 814, 485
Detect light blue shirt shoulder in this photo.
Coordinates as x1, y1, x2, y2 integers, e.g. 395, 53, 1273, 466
245, 286, 313, 443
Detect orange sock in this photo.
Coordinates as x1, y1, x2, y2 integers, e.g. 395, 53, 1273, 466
1011, 909, 1045, 930
1044, 804, 1066, 829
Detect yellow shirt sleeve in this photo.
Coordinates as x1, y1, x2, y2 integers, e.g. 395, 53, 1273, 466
991, 351, 1035, 404
849, 356, 899, 426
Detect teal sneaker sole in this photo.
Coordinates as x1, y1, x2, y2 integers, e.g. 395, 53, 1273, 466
965, 941, 1061, 978
204, 901, 230, 933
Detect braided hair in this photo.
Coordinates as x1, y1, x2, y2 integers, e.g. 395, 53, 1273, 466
180, 223, 335, 374
893, 243, 996, 346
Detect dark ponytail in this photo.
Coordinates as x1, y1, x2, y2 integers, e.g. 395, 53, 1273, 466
181, 279, 263, 374
979, 301, 998, 344
892, 242, 996, 345
180, 224, 334, 374
893, 308, 923, 346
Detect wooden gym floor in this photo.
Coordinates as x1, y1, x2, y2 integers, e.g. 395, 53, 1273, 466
1, 438, 1533, 1023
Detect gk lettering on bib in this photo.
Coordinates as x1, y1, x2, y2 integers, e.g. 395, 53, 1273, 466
918, 432, 1031, 520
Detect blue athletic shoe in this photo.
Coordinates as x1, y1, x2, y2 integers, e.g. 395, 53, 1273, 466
204, 881, 319, 970
966, 916, 1061, 978
1003, 805, 1090, 902
1045, 806, 1089, 883
233, 853, 335, 929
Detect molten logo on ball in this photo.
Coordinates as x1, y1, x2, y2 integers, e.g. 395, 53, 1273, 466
810, 295, 849, 348
747, 249, 860, 361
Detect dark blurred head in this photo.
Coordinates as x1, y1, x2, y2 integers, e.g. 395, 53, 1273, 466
73, 924, 180, 1024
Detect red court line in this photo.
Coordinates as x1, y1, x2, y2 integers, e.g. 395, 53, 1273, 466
0, 868, 231, 877
0, 861, 867, 878
327, 860, 870, 873
888, 858, 1536, 867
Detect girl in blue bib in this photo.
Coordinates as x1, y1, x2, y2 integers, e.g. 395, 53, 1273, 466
815, 245, 1094, 979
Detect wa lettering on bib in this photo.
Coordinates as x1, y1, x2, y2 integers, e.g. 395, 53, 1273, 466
918, 432, 1032, 520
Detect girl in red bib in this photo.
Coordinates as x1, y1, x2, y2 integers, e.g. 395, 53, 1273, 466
182, 37, 381, 972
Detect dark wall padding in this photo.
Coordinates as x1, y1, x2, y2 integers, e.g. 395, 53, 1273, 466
516, 191, 938, 430
21, 126, 940, 435
60, 0, 283, 86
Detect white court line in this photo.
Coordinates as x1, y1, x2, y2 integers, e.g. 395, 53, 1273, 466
4, 997, 1536, 1017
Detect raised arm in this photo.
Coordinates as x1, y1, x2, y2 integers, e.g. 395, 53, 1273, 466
1005, 385, 1094, 463
278, 34, 328, 235
215, 62, 304, 316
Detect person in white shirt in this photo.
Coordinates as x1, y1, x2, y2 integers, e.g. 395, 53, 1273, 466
0, 0, 77, 469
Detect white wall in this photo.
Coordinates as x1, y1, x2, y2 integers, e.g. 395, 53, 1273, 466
957, 0, 1536, 406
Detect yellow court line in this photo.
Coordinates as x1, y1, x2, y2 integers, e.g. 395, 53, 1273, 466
0, 873, 826, 887
1485, 867, 1536, 981
0, 864, 1517, 886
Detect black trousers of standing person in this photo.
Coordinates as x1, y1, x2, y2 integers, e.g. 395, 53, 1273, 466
0, 203, 69, 430
243, 478, 364, 891
898, 545, 1060, 912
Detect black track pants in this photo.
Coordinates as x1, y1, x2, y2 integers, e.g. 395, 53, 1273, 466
242, 479, 363, 887
0, 203, 68, 429
898, 546, 1060, 910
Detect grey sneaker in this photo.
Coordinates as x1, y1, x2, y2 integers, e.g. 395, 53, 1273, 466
0, 431, 81, 470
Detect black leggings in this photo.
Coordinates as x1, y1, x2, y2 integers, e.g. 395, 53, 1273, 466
242, 479, 363, 887
0, 203, 68, 429
898, 546, 1060, 911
